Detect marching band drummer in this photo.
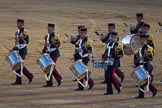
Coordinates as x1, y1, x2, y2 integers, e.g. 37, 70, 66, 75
140, 23, 155, 49
71, 25, 85, 61
104, 31, 123, 95
70, 27, 94, 91
42, 23, 62, 87
11, 19, 33, 85
100, 23, 124, 84
134, 34, 157, 98
130, 13, 145, 34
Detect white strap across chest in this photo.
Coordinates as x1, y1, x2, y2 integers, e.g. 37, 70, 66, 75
15, 29, 27, 49
77, 39, 89, 58
107, 41, 116, 57
46, 34, 56, 52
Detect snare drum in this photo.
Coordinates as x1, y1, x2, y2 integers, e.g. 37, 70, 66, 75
121, 34, 142, 55
6, 51, 23, 70
131, 66, 150, 86
37, 54, 55, 74
69, 60, 88, 80
93, 61, 109, 68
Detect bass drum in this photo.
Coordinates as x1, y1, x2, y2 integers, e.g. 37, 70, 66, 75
121, 34, 142, 55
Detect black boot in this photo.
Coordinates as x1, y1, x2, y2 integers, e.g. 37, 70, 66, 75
28, 74, 34, 84
135, 85, 144, 99
105, 66, 113, 95
11, 82, 22, 85
152, 89, 157, 97
12, 70, 22, 85
75, 79, 84, 91
43, 74, 53, 87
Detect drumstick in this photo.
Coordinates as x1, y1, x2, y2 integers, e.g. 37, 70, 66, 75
8, 37, 15, 40
63, 33, 71, 43
122, 29, 130, 33
35, 48, 42, 55
123, 23, 129, 27
159, 59, 162, 65
158, 22, 162, 27
95, 31, 106, 38
64, 33, 70, 38
63, 39, 70, 43
95, 31, 100, 36
156, 28, 162, 34
3, 45, 10, 51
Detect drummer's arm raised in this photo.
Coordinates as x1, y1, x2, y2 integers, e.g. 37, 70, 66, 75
130, 24, 136, 34
101, 35, 108, 43
70, 35, 79, 44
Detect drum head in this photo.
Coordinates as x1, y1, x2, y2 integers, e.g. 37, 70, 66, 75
121, 34, 136, 45
121, 34, 136, 55
130, 36, 142, 53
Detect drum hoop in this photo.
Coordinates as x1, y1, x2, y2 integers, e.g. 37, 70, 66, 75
6, 51, 23, 68
8, 51, 19, 55
121, 34, 136, 40
38, 53, 49, 59
38, 54, 55, 65
132, 65, 150, 84
130, 35, 137, 51
71, 59, 88, 71
73, 59, 82, 64
70, 59, 88, 79
43, 53, 49, 56
12, 61, 24, 70
37, 60, 55, 71
121, 34, 136, 55
7, 51, 19, 58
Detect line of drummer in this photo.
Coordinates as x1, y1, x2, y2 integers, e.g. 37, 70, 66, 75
6, 13, 157, 98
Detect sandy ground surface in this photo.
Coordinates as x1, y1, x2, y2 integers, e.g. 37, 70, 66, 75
0, 0, 162, 108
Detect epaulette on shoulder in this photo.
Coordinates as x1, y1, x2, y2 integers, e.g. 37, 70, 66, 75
134, 48, 140, 54
23, 29, 29, 36
86, 39, 93, 46
147, 45, 154, 52
54, 34, 60, 41
116, 44, 123, 50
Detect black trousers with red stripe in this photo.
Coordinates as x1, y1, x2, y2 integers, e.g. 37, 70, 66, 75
45, 57, 62, 86
77, 61, 94, 90
15, 56, 33, 83
106, 66, 122, 94
103, 59, 124, 82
